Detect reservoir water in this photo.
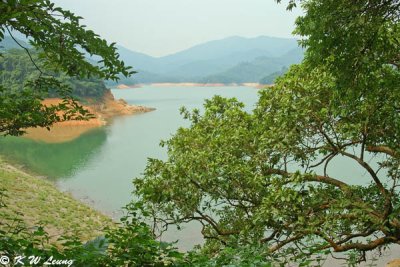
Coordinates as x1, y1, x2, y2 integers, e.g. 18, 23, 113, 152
0, 86, 259, 247
60, 86, 260, 214
0, 86, 398, 262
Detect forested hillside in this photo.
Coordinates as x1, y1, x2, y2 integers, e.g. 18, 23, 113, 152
259, 67, 288, 84
0, 49, 107, 99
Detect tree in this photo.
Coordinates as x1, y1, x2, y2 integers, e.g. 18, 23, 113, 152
134, 0, 400, 264
0, 0, 133, 135
0, 3, 192, 266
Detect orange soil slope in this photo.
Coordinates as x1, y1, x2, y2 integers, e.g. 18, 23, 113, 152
24, 90, 154, 143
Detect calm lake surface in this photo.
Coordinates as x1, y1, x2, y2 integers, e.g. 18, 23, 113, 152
68, 86, 259, 212
1, 87, 258, 206
0, 86, 259, 247
0, 86, 398, 260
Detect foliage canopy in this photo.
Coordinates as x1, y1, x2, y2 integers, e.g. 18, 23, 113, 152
0, 0, 133, 135
134, 0, 400, 264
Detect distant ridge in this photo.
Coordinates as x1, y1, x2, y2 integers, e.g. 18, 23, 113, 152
0, 35, 30, 50
111, 35, 303, 84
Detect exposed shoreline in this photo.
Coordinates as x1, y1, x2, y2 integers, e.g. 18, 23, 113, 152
23, 84, 266, 143
23, 89, 155, 143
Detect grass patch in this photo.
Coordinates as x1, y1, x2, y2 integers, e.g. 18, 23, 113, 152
0, 157, 113, 244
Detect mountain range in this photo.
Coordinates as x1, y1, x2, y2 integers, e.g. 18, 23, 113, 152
1, 35, 304, 84
0, 35, 30, 50
114, 36, 303, 84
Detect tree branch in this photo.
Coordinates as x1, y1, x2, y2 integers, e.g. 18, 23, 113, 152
367, 145, 397, 157
339, 150, 388, 197
269, 234, 303, 253
332, 236, 398, 252
264, 168, 350, 191
5, 26, 45, 77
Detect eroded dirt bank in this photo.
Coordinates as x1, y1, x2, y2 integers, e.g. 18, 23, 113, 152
24, 89, 154, 143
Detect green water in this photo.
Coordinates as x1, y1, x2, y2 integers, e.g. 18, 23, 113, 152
0, 128, 107, 178
0, 86, 260, 248
0, 86, 384, 213
0, 86, 392, 254
0, 86, 259, 213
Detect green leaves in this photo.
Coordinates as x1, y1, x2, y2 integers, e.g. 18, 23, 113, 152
134, 1, 400, 264
0, 0, 134, 135
295, 0, 400, 93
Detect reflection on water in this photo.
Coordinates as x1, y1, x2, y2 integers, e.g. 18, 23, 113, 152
0, 127, 107, 179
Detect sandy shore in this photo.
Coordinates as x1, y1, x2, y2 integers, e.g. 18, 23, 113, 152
24, 90, 154, 143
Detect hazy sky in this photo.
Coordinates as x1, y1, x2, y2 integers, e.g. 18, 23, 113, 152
52, 0, 303, 57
